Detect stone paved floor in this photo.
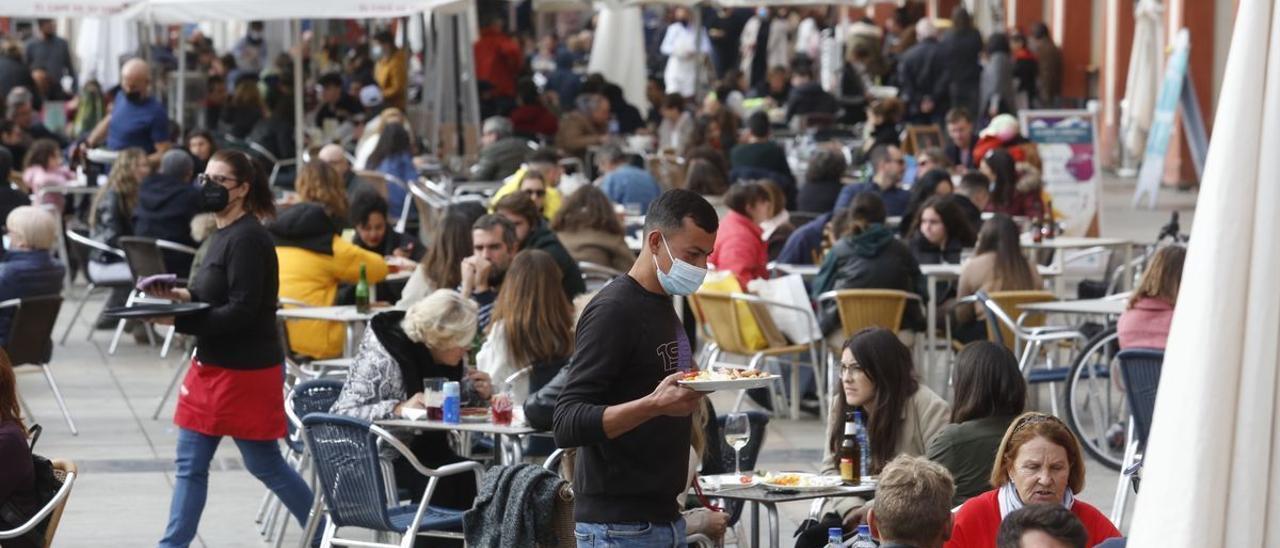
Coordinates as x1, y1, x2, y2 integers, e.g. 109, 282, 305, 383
17, 174, 1197, 547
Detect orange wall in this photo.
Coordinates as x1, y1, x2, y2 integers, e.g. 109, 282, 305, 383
1006, 0, 1045, 35
1098, 0, 1135, 168
1054, 0, 1095, 100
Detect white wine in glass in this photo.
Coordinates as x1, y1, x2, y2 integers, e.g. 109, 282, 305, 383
724, 413, 750, 478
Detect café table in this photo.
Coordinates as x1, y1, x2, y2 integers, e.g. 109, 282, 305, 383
1020, 236, 1133, 296
376, 417, 540, 464
697, 479, 876, 548
277, 305, 381, 357
770, 263, 819, 279
1017, 295, 1128, 318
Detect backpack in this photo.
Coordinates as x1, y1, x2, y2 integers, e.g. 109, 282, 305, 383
0, 424, 63, 546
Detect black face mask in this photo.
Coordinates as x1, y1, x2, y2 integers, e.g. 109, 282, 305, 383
199, 179, 231, 213
125, 90, 146, 104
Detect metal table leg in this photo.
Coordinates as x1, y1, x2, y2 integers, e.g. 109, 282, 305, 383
751, 502, 760, 548
926, 273, 939, 373
344, 323, 356, 357
766, 502, 780, 548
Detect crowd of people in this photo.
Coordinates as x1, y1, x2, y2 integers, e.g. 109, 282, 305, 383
0, 4, 1188, 548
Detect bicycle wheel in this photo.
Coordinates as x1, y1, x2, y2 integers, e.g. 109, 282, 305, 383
1063, 327, 1127, 471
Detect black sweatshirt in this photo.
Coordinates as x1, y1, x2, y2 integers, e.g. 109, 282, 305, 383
175, 214, 284, 369
553, 274, 693, 524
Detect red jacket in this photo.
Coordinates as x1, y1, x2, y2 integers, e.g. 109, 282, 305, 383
709, 210, 768, 289
510, 104, 559, 138
946, 490, 1121, 548
474, 28, 524, 98
1117, 297, 1174, 350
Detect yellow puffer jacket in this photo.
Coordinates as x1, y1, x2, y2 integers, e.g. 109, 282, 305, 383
278, 236, 389, 359
490, 167, 562, 219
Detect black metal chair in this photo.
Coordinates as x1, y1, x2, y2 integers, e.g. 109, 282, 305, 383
112, 236, 196, 357
3, 295, 75, 435
1110, 348, 1164, 525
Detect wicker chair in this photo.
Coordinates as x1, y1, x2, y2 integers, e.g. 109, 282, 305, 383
984, 290, 1057, 353
816, 289, 920, 394
0, 459, 77, 547
690, 291, 823, 420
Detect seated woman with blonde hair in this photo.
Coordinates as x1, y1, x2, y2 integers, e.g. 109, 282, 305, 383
331, 289, 491, 511
1117, 245, 1186, 350
0, 206, 64, 345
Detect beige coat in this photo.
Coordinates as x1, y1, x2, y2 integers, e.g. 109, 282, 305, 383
954, 252, 1043, 324
556, 229, 636, 274
819, 385, 951, 517
555, 112, 603, 158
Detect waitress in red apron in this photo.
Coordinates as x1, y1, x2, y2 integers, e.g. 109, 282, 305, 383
151, 149, 313, 547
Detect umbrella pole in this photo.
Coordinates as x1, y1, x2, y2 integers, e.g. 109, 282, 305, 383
293, 19, 305, 164
177, 26, 186, 131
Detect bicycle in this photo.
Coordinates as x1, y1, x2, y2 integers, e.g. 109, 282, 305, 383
1062, 212, 1188, 470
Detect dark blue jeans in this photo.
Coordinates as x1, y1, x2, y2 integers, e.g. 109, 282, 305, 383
158, 428, 313, 547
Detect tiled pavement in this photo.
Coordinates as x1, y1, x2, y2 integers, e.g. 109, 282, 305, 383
17, 175, 1196, 546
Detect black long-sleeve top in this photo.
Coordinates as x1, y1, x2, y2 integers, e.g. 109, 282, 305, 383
175, 214, 284, 369
553, 275, 692, 524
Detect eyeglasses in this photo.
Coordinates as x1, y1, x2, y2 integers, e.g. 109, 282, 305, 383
840, 362, 864, 380
196, 173, 239, 186
523, 189, 547, 197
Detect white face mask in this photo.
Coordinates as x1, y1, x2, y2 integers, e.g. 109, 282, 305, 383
371, 45, 385, 59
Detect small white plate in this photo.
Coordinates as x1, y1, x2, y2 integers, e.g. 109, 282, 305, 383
678, 376, 780, 392
699, 473, 761, 491
400, 407, 427, 420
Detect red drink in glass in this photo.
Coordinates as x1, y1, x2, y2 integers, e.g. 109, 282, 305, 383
491, 393, 513, 425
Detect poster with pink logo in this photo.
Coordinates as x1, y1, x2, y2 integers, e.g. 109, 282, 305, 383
1019, 110, 1102, 237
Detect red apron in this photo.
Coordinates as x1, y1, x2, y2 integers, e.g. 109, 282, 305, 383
174, 358, 286, 441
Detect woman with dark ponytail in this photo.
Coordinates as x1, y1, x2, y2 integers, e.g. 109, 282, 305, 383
148, 149, 313, 547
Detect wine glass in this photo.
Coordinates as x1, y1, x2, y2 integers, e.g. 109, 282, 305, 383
723, 413, 751, 479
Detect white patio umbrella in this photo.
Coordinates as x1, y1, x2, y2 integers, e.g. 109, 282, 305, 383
1120, 0, 1164, 161
1127, 0, 1280, 546
588, 0, 651, 113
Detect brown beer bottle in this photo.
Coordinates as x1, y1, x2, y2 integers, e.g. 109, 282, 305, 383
839, 413, 860, 485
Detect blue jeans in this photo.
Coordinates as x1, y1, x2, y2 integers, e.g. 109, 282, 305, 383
159, 428, 314, 547
574, 518, 687, 548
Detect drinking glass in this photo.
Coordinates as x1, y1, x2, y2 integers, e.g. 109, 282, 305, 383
723, 413, 750, 478
422, 377, 447, 421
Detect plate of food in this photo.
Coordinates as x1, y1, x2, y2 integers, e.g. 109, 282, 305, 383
759, 472, 844, 492
459, 407, 489, 423
677, 368, 779, 392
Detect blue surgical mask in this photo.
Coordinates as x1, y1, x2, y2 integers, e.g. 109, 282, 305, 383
652, 233, 707, 296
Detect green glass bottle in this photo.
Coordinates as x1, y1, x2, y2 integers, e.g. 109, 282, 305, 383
355, 264, 370, 314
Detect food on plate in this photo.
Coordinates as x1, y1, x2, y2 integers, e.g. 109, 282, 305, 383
680, 368, 772, 382
460, 407, 489, 418
761, 472, 843, 489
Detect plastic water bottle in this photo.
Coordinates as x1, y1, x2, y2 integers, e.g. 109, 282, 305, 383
442, 381, 460, 424
823, 527, 843, 548
850, 524, 876, 548
854, 410, 870, 480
